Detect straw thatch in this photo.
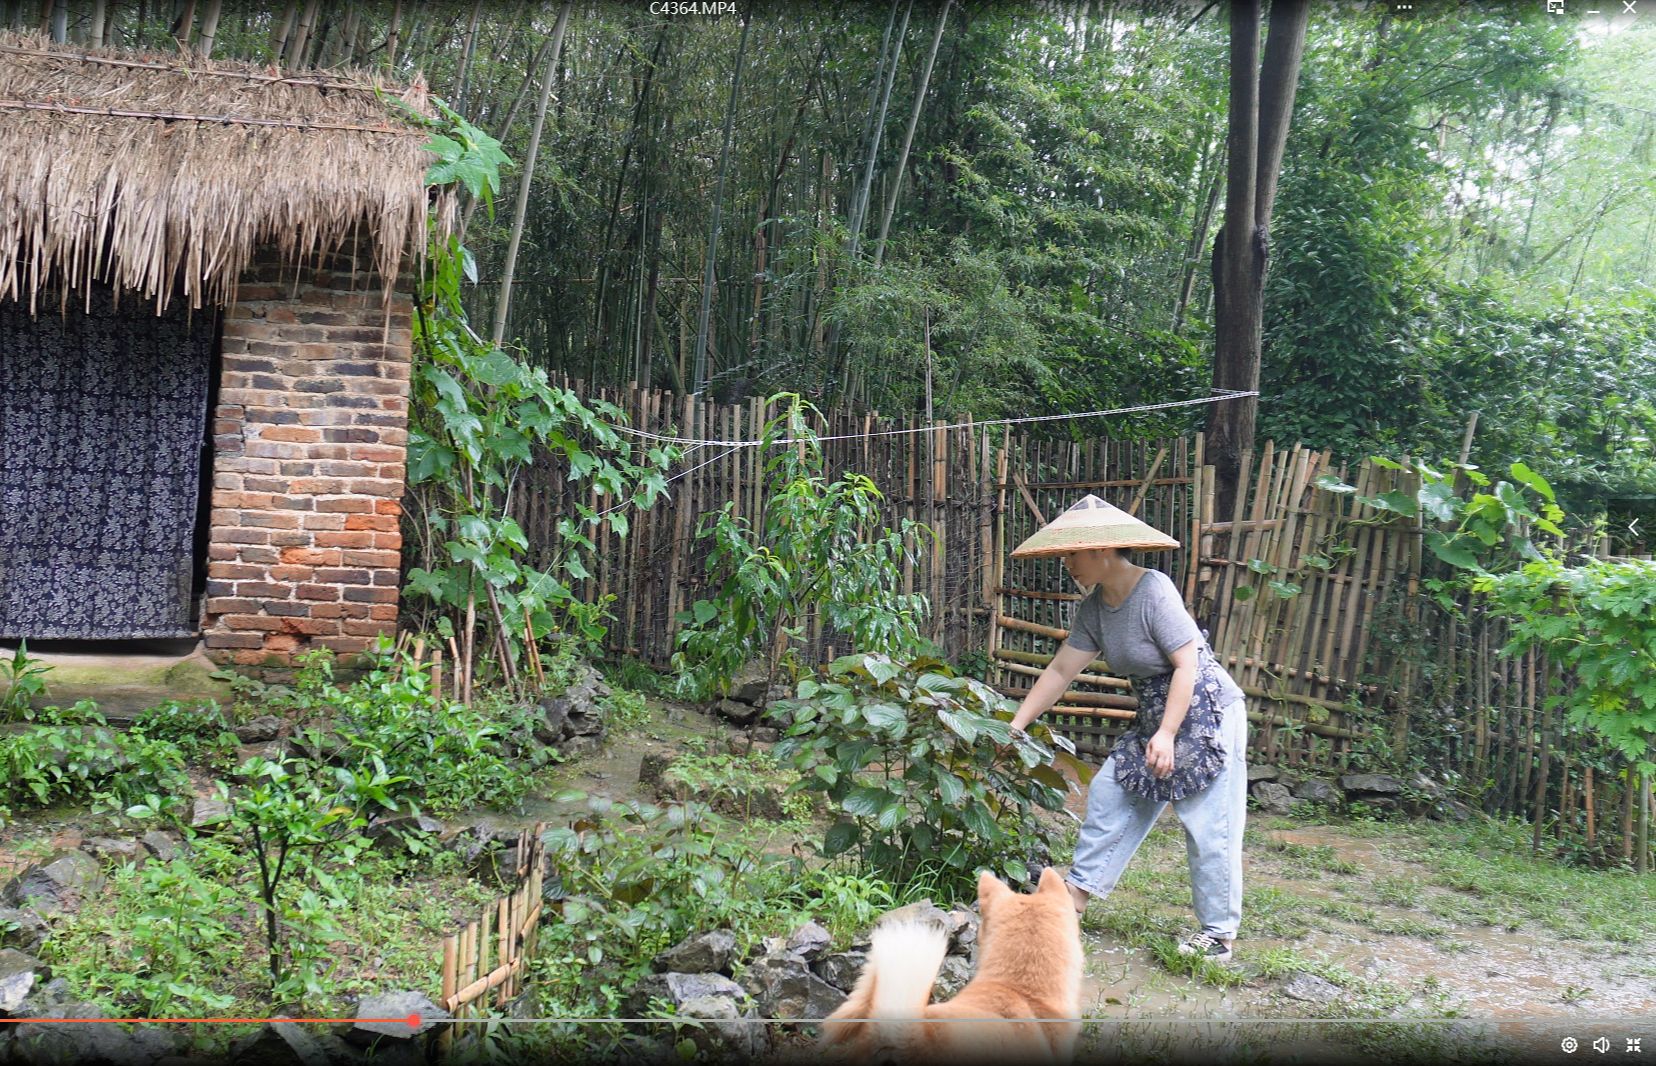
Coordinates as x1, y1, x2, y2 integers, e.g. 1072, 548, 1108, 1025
0, 32, 454, 313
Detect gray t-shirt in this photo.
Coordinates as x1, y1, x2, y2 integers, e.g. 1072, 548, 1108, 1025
1065, 569, 1243, 700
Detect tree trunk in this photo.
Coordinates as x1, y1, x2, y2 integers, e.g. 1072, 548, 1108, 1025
873, 0, 950, 268
283, 0, 318, 68
1174, 133, 1224, 336
691, 14, 752, 393
195, 0, 220, 56
170, 0, 194, 51
849, 0, 911, 262
453, 0, 483, 116
384, 0, 402, 69
458, 28, 564, 240
89, 0, 106, 45
270, 0, 296, 62
490, 0, 571, 349
46, 0, 65, 42
1207, 0, 1308, 518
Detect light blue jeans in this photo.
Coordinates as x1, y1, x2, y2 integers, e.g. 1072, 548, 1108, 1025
1066, 697, 1249, 939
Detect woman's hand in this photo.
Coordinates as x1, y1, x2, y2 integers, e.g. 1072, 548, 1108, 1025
1145, 731, 1176, 779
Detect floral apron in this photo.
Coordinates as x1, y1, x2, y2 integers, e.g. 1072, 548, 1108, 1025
1110, 641, 1234, 803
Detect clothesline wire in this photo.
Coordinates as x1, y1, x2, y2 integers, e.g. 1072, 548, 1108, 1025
614, 389, 1258, 449
590, 387, 1258, 519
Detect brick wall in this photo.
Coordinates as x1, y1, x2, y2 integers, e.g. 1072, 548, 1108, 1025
202, 250, 412, 666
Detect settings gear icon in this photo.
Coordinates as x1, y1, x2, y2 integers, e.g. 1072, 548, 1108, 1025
1563, 1037, 1579, 1053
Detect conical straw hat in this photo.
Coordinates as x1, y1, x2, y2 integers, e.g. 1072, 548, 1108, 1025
1010, 494, 1180, 557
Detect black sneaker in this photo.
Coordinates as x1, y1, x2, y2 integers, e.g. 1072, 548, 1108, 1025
1176, 931, 1233, 963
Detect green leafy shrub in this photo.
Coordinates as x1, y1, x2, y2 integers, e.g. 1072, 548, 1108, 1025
671, 394, 932, 700
0, 642, 50, 723
773, 652, 1089, 900
275, 642, 538, 816
536, 797, 806, 1017
1477, 556, 1656, 775
0, 701, 195, 825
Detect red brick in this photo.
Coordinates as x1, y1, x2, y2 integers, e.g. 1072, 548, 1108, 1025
338, 603, 372, 619
269, 565, 316, 582
300, 513, 347, 531
343, 514, 399, 532
320, 461, 377, 479
309, 603, 347, 618
259, 427, 321, 443
315, 496, 375, 514
208, 545, 239, 562
315, 568, 372, 585
280, 547, 342, 566
205, 597, 258, 615
204, 632, 264, 650
215, 528, 270, 546
344, 586, 398, 604
369, 604, 399, 621
263, 633, 301, 653
297, 584, 342, 601
265, 601, 312, 618
314, 531, 373, 549
317, 636, 372, 655
221, 614, 285, 632
270, 531, 309, 547
375, 500, 401, 515
341, 549, 399, 568
348, 479, 403, 498
240, 512, 302, 530
207, 562, 263, 581
234, 581, 290, 599
372, 532, 403, 551
343, 619, 395, 637
280, 617, 335, 636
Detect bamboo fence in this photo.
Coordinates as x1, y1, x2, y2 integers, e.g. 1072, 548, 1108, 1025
509, 381, 1653, 870
436, 824, 546, 1053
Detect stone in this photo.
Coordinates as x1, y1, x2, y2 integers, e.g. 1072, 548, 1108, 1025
750, 726, 781, 744
344, 990, 449, 1045
763, 684, 792, 707
1281, 971, 1341, 1005
1250, 781, 1297, 815
784, 921, 833, 962
229, 1021, 334, 1066
743, 952, 846, 1019
558, 734, 602, 759
1, 852, 106, 916
1339, 773, 1403, 795
1408, 772, 1444, 799
943, 909, 980, 956
0, 907, 49, 954
233, 743, 285, 777
625, 972, 748, 1016
1293, 779, 1344, 806
8, 1002, 180, 1064
189, 786, 232, 830
714, 698, 760, 726
233, 715, 283, 743
812, 951, 866, 992
676, 994, 771, 1060
79, 838, 145, 865
1247, 764, 1280, 782
139, 831, 184, 864
637, 752, 672, 789
931, 955, 974, 1000
285, 723, 349, 764
535, 696, 572, 741
1437, 799, 1473, 823
363, 812, 444, 842
652, 930, 737, 975
0, 949, 49, 1015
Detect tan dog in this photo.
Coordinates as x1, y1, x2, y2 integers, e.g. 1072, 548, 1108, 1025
819, 867, 1084, 1064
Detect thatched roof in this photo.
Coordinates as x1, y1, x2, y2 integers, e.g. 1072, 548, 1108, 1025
0, 32, 454, 312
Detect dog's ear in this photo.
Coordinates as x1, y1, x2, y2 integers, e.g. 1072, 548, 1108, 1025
1037, 866, 1068, 896
978, 870, 1011, 909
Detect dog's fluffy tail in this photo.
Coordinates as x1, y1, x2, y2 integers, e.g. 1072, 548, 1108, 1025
821, 918, 949, 1055
867, 918, 950, 1019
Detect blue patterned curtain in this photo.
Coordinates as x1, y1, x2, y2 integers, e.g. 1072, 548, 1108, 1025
0, 288, 216, 639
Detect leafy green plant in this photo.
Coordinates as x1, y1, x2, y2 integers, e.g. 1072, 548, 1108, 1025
773, 652, 1089, 900
401, 103, 672, 692
535, 795, 806, 1023
0, 700, 195, 826
672, 394, 932, 700
1476, 556, 1656, 776
0, 641, 50, 723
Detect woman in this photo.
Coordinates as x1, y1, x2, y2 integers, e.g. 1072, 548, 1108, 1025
1007, 494, 1249, 962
